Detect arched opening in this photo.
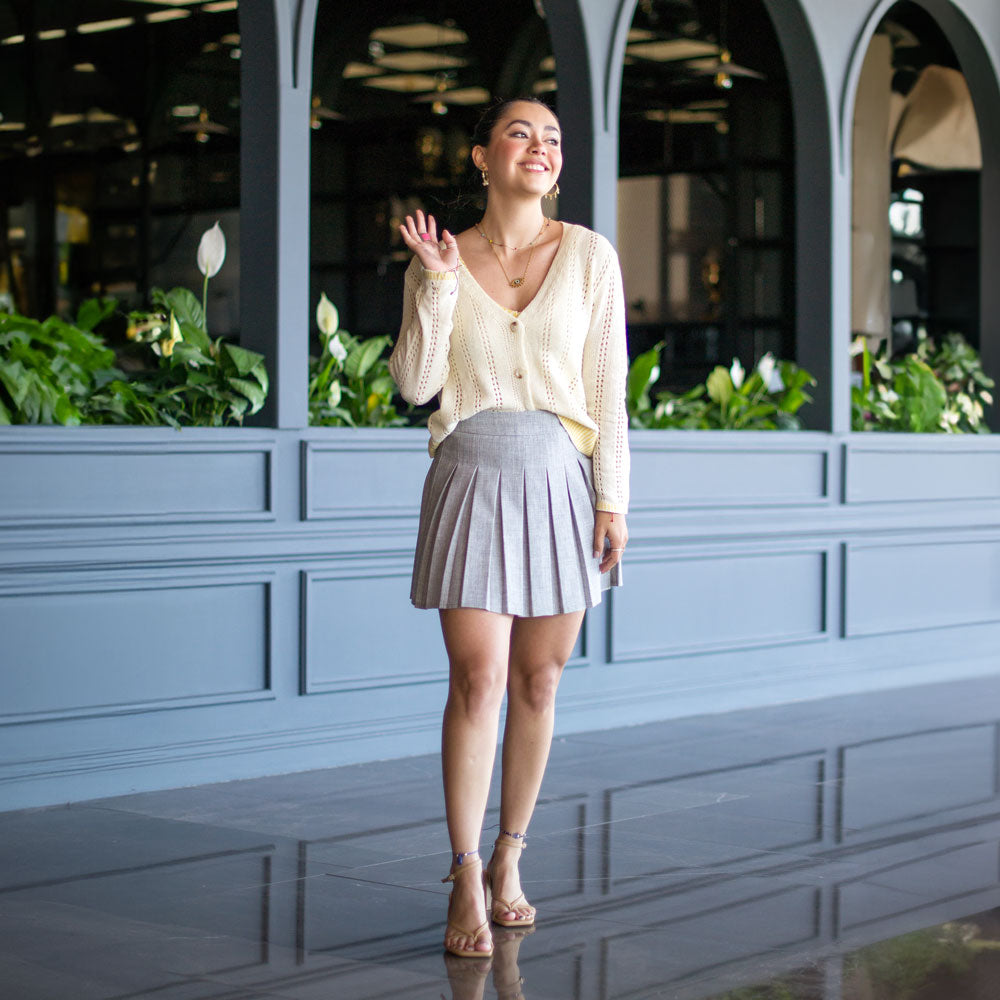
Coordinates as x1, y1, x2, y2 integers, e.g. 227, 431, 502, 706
0, 0, 241, 334
309, 1, 554, 344
616, 0, 796, 400
851, 1, 982, 365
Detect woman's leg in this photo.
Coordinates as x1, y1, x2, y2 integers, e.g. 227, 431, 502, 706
439, 607, 514, 953
489, 610, 585, 921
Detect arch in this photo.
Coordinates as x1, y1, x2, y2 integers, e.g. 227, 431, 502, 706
842, 0, 1000, 425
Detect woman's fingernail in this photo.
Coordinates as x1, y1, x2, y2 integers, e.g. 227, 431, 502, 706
593, 550, 600, 559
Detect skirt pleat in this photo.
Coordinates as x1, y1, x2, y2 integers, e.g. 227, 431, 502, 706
410, 409, 621, 617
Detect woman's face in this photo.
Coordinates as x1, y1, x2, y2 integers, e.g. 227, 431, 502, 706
474, 101, 562, 199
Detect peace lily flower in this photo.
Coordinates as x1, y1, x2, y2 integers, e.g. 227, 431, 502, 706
729, 358, 745, 390
197, 222, 226, 279
316, 292, 339, 338
152, 312, 183, 358
328, 380, 342, 407
196, 222, 226, 326
757, 352, 783, 392
328, 333, 347, 364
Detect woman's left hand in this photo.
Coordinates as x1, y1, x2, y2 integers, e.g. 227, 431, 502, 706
594, 511, 628, 573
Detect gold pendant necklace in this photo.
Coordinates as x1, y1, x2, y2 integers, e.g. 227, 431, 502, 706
476, 218, 549, 288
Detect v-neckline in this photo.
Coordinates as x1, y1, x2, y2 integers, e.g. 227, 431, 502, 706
460, 222, 572, 319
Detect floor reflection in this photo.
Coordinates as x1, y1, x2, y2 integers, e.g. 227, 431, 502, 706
2, 674, 1000, 999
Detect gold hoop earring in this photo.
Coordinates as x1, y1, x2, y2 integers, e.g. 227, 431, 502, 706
481, 168, 489, 187
544, 182, 560, 200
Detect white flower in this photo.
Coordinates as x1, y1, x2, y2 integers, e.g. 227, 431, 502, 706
664, 400, 675, 416
328, 334, 347, 363
196, 222, 226, 278
982, 391, 993, 405
316, 292, 339, 337
328, 380, 342, 407
729, 358, 745, 390
756, 353, 783, 392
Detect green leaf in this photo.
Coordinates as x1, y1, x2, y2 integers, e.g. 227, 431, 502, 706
153, 287, 205, 332
75, 297, 117, 332
222, 342, 267, 377
0, 396, 10, 424
227, 376, 266, 413
345, 336, 390, 380
706, 366, 734, 406
626, 346, 661, 414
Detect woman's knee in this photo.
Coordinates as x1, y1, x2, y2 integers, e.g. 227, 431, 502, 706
448, 659, 507, 717
509, 661, 564, 713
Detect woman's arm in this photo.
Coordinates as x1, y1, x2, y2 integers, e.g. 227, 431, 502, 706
388, 211, 460, 405
582, 240, 631, 517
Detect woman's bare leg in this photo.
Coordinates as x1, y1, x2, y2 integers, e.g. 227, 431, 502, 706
489, 610, 585, 922
439, 607, 514, 953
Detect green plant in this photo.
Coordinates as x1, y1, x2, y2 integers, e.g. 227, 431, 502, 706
0, 298, 119, 425
89, 285, 268, 427
308, 293, 407, 427
627, 345, 816, 430
851, 331, 993, 433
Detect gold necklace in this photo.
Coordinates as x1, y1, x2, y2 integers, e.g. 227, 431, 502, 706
476, 218, 549, 288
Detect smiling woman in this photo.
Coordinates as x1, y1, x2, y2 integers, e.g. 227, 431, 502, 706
308, 0, 556, 347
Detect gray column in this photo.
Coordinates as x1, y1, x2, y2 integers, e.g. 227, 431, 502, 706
239, 0, 316, 428
544, 0, 637, 243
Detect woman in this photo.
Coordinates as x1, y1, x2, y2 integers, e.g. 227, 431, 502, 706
389, 97, 629, 960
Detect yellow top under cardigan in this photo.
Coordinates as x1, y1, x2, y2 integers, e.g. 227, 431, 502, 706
389, 222, 630, 514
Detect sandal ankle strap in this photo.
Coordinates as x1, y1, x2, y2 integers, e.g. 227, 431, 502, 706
442, 849, 482, 883
495, 830, 527, 850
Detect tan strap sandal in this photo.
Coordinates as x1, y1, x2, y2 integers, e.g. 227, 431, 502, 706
442, 851, 494, 958
485, 832, 536, 927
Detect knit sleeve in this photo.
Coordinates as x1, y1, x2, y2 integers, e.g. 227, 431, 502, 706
582, 242, 630, 514
388, 257, 459, 405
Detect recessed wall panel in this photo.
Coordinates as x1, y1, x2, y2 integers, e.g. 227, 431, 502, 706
630, 437, 829, 509
0, 576, 270, 721
846, 443, 1000, 503
302, 439, 428, 520
845, 538, 1000, 636
302, 566, 445, 692
0, 444, 272, 525
611, 548, 827, 660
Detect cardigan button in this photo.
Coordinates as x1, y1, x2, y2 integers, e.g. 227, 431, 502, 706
509, 320, 518, 332
514, 370, 523, 379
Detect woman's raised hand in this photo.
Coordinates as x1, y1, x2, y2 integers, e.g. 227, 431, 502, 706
399, 210, 459, 272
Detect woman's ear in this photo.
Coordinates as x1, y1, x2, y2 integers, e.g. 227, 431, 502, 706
471, 145, 486, 171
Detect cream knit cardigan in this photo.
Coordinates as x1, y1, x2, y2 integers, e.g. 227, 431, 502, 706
389, 222, 630, 514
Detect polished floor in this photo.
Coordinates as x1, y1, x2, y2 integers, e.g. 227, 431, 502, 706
3, 675, 1000, 999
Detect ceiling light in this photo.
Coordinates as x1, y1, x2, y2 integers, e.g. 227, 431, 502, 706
370, 22, 468, 48
38, 29, 67, 41
220, 33, 240, 44
78, 18, 135, 34
49, 113, 86, 127
626, 39, 719, 62
74, 62, 97, 72
413, 86, 490, 105
1, 34, 25, 45
539, 55, 555, 72
627, 28, 655, 42
375, 51, 466, 72
343, 62, 381, 78
533, 79, 557, 94
86, 109, 122, 123
0, 122, 25, 131
171, 104, 201, 117
230, 48, 241, 59
146, 10, 191, 22
203, 1, 239, 11
363, 74, 440, 93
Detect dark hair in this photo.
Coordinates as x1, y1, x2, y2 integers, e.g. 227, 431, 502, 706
470, 96, 560, 150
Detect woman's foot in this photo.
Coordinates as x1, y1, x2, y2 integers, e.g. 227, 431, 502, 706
442, 852, 494, 957
486, 834, 536, 926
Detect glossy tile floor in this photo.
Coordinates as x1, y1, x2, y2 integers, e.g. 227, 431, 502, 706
3, 675, 1000, 1000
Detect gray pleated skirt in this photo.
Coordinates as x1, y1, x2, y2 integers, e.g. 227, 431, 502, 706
410, 409, 621, 617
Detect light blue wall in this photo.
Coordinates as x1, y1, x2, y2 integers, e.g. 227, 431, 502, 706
2, 0, 1000, 810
